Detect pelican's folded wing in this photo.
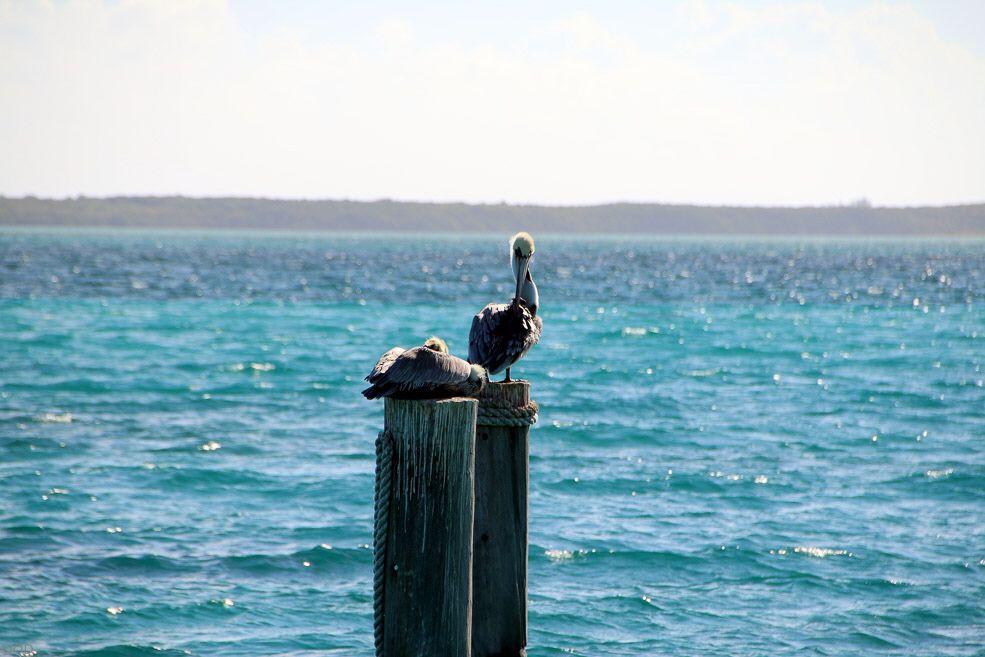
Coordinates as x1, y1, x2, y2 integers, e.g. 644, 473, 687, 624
468, 303, 506, 370
384, 347, 472, 387
366, 347, 405, 383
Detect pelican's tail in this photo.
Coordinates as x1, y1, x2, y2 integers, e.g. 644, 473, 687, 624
361, 385, 382, 400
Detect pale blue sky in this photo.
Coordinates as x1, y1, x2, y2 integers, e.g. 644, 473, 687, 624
231, 0, 985, 59
2, 0, 983, 206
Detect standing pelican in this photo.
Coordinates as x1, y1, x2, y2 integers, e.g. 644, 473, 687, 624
468, 232, 543, 382
362, 336, 486, 400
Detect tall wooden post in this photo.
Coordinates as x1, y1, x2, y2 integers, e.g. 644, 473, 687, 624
472, 381, 532, 657
374, 397, 477, 657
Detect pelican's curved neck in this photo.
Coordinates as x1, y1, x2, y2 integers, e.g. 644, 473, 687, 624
520, 271, 538, 315
511, 252, 530, 308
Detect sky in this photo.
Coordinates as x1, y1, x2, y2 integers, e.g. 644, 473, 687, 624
1, 0, 984, 207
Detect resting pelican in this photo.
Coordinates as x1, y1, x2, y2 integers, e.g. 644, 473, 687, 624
362, 337, 486, 400
468, 232, 543, 382
366, 336, 447, 382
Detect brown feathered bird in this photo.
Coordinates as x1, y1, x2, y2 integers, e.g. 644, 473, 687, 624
362, 337, 486, 400
468, 232, 542, 382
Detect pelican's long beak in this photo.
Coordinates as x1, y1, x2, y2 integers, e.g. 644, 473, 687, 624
512, 253, 530, 307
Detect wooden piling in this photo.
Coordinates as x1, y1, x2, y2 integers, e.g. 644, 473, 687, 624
472, 381, 532, 657
374, 397, 477, 657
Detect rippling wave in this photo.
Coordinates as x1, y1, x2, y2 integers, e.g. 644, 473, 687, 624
2, 229, 983, 656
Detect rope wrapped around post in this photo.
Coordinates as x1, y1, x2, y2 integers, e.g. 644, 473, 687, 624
476, 399, 539, 427
373, 429, 393, 657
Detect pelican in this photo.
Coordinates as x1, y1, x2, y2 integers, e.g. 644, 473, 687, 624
362, 336, 486, 400
468, 231, 543, 382
366, 336, 447, 382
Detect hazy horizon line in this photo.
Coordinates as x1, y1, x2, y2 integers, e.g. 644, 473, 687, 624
5, 193, 985, 211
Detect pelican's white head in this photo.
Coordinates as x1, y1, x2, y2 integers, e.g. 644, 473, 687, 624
510, 232, 534, 282
510, 232, 535, 258
423, 336, 449, 353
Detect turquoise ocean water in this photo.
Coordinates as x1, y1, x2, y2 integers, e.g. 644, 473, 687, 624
1, 229, 983, 656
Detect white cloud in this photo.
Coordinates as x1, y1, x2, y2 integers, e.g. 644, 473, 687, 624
0, 0, 982, 205
376, 18, 415, 50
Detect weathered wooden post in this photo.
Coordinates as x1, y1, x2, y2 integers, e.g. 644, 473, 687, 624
373, 397, 477, 657
472, 381, 538, 657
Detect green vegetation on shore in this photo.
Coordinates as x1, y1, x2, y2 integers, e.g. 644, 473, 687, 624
2, 195, 983, 235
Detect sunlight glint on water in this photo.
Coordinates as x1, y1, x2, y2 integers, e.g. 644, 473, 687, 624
1, 230, 983, 656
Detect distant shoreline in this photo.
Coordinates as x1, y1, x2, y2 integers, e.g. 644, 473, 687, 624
2, 195, 984, 236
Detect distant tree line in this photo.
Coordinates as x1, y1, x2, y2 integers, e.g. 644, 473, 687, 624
1, 195, 983, 235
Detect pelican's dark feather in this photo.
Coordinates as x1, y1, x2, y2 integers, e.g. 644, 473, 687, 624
362, 345, 485, 400
381, 347, 473, 386
468, 302, 542, 377
366, 347, 405, 383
